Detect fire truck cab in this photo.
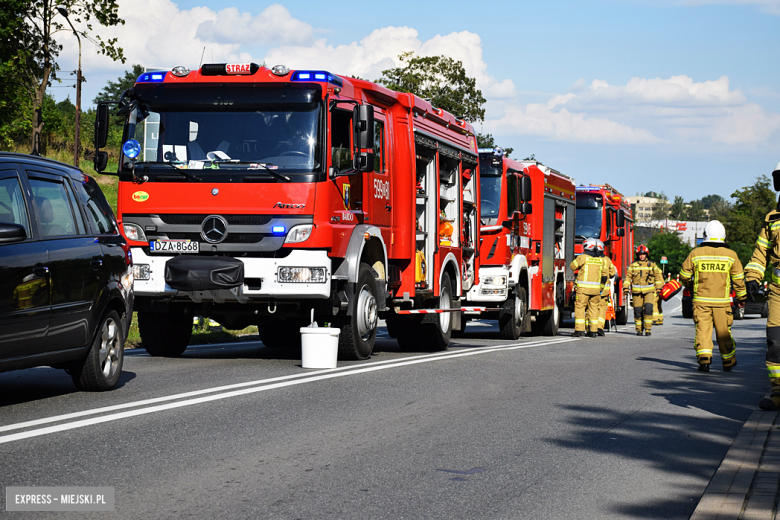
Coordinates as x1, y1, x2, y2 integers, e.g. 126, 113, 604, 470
93, 63, 480, 360
574, 184, 634, 325
460, 149, 575, 338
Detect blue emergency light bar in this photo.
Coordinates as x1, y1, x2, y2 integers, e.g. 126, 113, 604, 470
291, 70, 343, 87
136, 72, 166, 83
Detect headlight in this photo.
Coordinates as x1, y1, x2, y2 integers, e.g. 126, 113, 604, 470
133, 264, 151, 280
278, 267, 327, 283
284, 224, 313, 244
123, 223, 147, 242
483, 275, 507, 287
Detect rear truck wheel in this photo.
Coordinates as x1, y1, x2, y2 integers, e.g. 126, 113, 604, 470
338, 263, 378, 360
420, 273, 454, 351
72, 310, 125, 391
138, 306, 193, 357
763, 302, 769, 318
500, 288, 528, 340
396, 315, 423, 351
385, 316, 398, 338
541, 288, 561, 336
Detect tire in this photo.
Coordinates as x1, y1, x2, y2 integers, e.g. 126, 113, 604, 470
338, 263, 378, 360
762, 302, 769, 319
71, 310, 124, 391
396, 315, 423, 351
540, 283, 562, 336
138, 306, 193, 357
734, 306, 745, 320
500, 288, 528, 340
419, 273, 454, 351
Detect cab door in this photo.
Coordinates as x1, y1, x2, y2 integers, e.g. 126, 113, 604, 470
0, 167, 50, 359
366, 112, 391, 228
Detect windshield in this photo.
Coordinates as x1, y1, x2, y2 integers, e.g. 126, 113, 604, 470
124, 85, 322, 173
479, 155, 503, 218
575, 192, 603, 238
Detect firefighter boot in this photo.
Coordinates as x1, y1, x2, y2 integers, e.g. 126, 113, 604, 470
572, 331, 583, 338
587, 331, 597, 338
723, 359, 737, 372
597, 329, 605, 337
698, 364, 710, 372
759, 395, 780, 411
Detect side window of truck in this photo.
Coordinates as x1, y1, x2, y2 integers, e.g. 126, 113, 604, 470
374, 120, 384, 173
331, 109, 353, 172
507, 174, 518, 216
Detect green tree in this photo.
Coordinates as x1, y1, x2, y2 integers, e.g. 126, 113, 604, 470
668, 195, 686, 220
650, 192, 669, 221
708, 199, 732, 222
15, 0, 125, 154
700, 194, 724, 209
93, 63, 144, 103
646, 229, 692, 276
685, 199, 707, 221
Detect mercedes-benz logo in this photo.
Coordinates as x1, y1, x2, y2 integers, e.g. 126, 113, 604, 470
201, 215, 228, 243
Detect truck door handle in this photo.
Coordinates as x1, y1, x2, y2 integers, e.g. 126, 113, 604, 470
91, 258, 103, 269
32, 266, 49, 277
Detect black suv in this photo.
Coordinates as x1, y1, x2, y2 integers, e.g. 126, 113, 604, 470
0, 153, 133, 390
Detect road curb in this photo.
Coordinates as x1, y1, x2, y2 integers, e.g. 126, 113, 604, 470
690, 409, 779, 519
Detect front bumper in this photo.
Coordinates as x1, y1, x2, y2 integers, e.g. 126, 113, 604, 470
465, 267, 510, 303
131, 248, 332, 302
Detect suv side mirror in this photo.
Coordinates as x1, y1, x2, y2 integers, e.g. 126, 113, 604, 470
353, 104, 375, 173
0, 222, 27, 243
520, 176, 532, 202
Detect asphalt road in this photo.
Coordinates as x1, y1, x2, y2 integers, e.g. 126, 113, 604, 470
0, 296, 772, 519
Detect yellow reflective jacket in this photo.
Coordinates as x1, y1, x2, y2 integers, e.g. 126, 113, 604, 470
570, 253, 608, 296
600, 256, 617, 297
745, 209, 780, 286
623, 260, 662, 294
679, 245, 746, 307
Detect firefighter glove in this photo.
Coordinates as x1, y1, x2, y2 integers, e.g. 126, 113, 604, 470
746, 280, 760, 302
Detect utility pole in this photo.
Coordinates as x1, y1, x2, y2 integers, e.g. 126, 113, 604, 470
58, 7, 82, 168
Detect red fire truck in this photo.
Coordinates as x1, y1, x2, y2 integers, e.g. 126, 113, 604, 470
459, 149, 576, 338
574, 184, 634, 325
93, 63, 481, 359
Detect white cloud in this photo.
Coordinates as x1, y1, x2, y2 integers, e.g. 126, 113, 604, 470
195, 4, 314, 46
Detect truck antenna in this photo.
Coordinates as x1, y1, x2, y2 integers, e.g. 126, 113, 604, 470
199, 47, 205, 69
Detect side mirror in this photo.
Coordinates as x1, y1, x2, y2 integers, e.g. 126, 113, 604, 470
616, 209, 625, 228
617, 228, 625, 237
521, 202, 532, 215
95, 103, 110, 149
353, 104, 375, 173
520, 176, 532, 202
94, 151, 108, 172
0, 222, 27, 243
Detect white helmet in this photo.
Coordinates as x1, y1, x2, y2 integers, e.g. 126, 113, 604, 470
703, 220, 726, 244
583, 237, 599, 251
772, 161, 780, 191
774, 160, 780, 176
595, 240, 605, 252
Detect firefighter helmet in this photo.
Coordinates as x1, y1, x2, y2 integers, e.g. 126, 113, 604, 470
583, 237, 599, 251
773, 160, 780, 191
595, 240, 605, 252
636, 245, 649, 257
702, 220, 726, 244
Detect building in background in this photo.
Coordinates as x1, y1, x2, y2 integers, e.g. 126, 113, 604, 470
627, 195, 664, 222
635, 220, 708, 247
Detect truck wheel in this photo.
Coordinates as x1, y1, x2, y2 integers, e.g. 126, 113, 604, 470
338, 263, 378, 360
71, 310, 124, 391
138, 306, 193, 357
500, 288, 528, 340
541, 300, 560, 336
763, 302, 769, 319
420, 273, 454, 351
396, 316, 423, 351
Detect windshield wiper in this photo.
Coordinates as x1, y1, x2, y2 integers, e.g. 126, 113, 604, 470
138, 162, 202, 182
235, 163, 291, 182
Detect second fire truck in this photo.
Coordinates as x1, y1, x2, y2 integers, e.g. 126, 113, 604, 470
459, 148, 576, 338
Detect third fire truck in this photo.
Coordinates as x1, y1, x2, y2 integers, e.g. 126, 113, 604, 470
574, 184, 634, 324
459, 148, 576, 338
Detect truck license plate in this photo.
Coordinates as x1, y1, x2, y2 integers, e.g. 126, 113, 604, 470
149, 240, 199, 253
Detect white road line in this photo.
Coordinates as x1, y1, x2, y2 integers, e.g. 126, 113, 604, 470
0, 337, 576, 445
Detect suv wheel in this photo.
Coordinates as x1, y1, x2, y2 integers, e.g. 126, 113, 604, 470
72, 310, 124, 391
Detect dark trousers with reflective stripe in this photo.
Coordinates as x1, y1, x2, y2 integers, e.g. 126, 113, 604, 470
692, 303, 736, 368
632, 292, 654, 332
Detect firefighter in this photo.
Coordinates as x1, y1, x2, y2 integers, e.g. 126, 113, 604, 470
596, 239, 616, 336
680, 220, 745, 373
746, 161, 780, 409
623, 245, 662, 336
652, 264, 665, 325
571, 238, 609, 338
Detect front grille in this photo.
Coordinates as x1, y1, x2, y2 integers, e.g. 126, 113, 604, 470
164, 232, 267, 244
158, 214, 274, 226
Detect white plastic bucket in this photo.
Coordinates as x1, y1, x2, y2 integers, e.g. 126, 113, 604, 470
300, 327, 340, 369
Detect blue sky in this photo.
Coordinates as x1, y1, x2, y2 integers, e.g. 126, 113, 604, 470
50, 0, 780, 202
